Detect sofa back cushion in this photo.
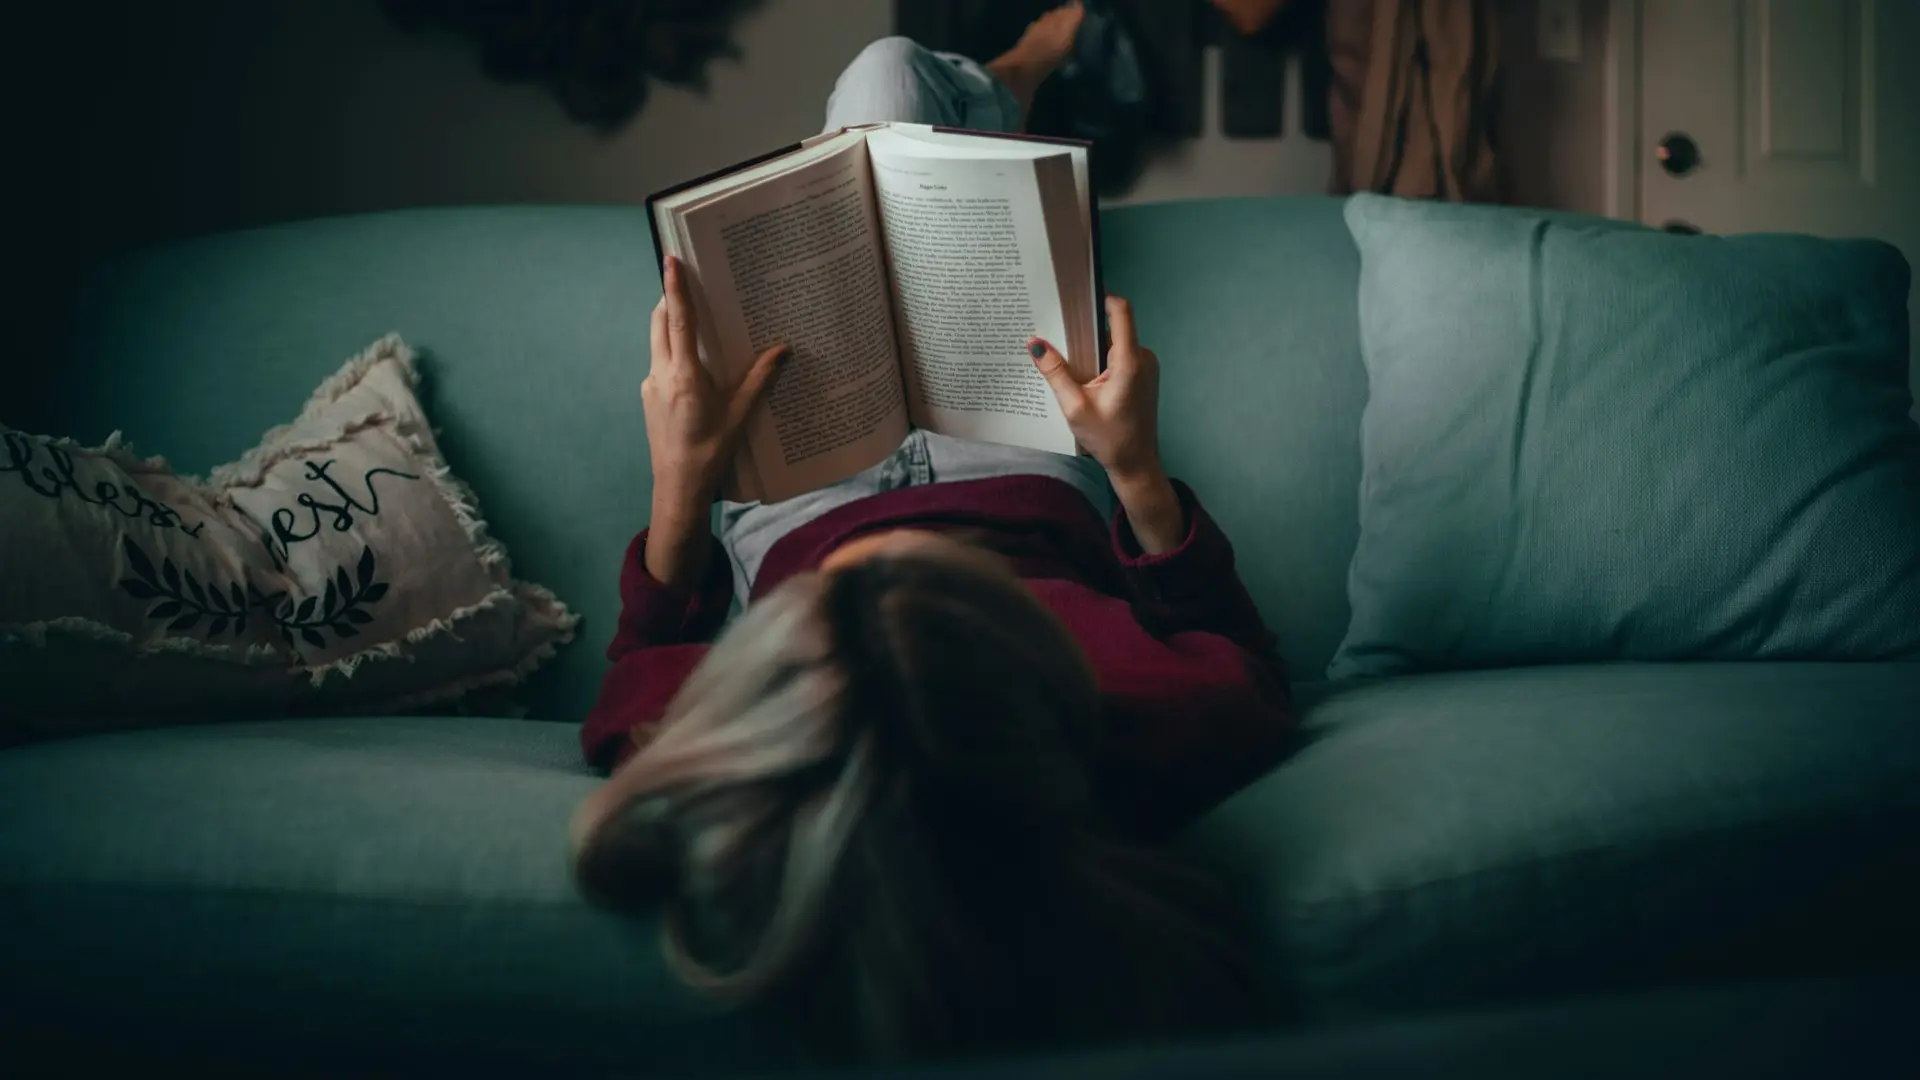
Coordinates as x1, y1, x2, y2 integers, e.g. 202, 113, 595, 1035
1102, 198, 1370, 682
1331, 194, 1920, 678
52, 199, 1370, 720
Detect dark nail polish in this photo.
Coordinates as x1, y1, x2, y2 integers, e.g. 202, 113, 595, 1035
1029, 341, 1047, 358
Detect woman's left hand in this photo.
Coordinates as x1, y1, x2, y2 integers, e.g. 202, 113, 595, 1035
644, 255, 786, 510
1029, 295, 1163, 485
1031, 296, 1187, 554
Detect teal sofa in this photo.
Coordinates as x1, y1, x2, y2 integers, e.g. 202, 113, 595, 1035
4, 199, 1918, 1076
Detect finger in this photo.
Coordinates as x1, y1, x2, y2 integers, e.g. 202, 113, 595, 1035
663, 255, 699, 364
1105, 295, 1138, 354
1134, 345, 1161, 381
649, 297, 669, 373
1029, 338, 1087, 414
726, 343, 788, 431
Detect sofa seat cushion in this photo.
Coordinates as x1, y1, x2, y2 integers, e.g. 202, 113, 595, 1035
1186, 663, 1920, 1019
7, 668, 1917, 1070
0, 717, 772, 1076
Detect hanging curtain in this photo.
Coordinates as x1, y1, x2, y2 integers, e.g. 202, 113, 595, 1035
1327, 0, 1501, 201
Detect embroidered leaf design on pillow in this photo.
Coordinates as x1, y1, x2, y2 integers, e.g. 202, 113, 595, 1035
119, 537, 166, 601
123, 536, 159, 585
118, 536, 390, 652
199, 581, 249, 636
120, 545, 251, 637
266, 546, 390, 650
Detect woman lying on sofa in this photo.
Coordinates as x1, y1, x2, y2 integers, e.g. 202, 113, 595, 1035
569, 6, 1297, 1064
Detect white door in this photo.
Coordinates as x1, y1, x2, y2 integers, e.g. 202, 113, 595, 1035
1631, 0, 1920, 418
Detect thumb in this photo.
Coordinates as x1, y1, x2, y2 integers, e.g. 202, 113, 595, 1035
1029, 338, 1086, 414
727, 343, 787, 431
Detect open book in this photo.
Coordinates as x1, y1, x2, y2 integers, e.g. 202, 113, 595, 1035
648, 122, 1102, 504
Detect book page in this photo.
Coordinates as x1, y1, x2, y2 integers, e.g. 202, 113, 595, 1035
654, 208, 766, 502
675, 138, 909, 503
654, 130, 866, 218
869, 125, 1097, 380
867, 134, 1079, 454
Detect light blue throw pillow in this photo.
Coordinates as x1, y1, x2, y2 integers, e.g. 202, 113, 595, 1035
1331, 193, 1920, 678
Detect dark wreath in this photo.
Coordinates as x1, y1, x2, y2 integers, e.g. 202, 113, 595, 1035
381, 0, 765, 132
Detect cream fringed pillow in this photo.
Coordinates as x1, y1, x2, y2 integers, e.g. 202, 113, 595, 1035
1, 335, 578, 740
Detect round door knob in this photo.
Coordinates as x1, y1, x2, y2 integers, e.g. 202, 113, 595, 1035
1656, 132, 1701, 177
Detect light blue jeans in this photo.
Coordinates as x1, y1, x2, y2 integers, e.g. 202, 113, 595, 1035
718, 38, 1110, 603
822, 35, 1023, 134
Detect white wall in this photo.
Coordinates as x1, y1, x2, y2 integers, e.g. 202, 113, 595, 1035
1111, 44, 1335, 207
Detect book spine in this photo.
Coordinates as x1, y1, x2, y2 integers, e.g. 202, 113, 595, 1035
643, 141, 806, 278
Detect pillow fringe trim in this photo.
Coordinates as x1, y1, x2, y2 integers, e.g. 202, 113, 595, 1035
326, 584, 582, 713
5, 580, 579, 712
202, 334, 522, 576
204, 414, 397, 495
12, 333, 583, 718
0, 427, 176, 477
410, 433, 513, 571
307, 581, 579, 689
204, 334, 417, 490
2, 616, 288, 666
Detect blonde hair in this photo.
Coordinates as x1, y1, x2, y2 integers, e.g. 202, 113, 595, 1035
573, 549, 1257, 1061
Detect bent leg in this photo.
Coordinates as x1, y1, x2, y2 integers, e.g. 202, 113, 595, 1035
822, 36, 1021, 133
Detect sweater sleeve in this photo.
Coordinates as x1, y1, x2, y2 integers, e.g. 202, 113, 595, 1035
578, 530, 732, 772
1035, 480, 1298, 835
1110, 479, 1282, 660
1039, 578, 1297, 837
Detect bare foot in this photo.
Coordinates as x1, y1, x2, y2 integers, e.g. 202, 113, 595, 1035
985, 2, 1087, 127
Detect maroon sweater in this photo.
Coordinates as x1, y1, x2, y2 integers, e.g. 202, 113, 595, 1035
580, 475, 1296, 835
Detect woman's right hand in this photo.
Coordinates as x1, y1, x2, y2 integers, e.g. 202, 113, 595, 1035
646, 255, 785, 512
1029, 295, 1164, 487
642, 255, 784, 588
